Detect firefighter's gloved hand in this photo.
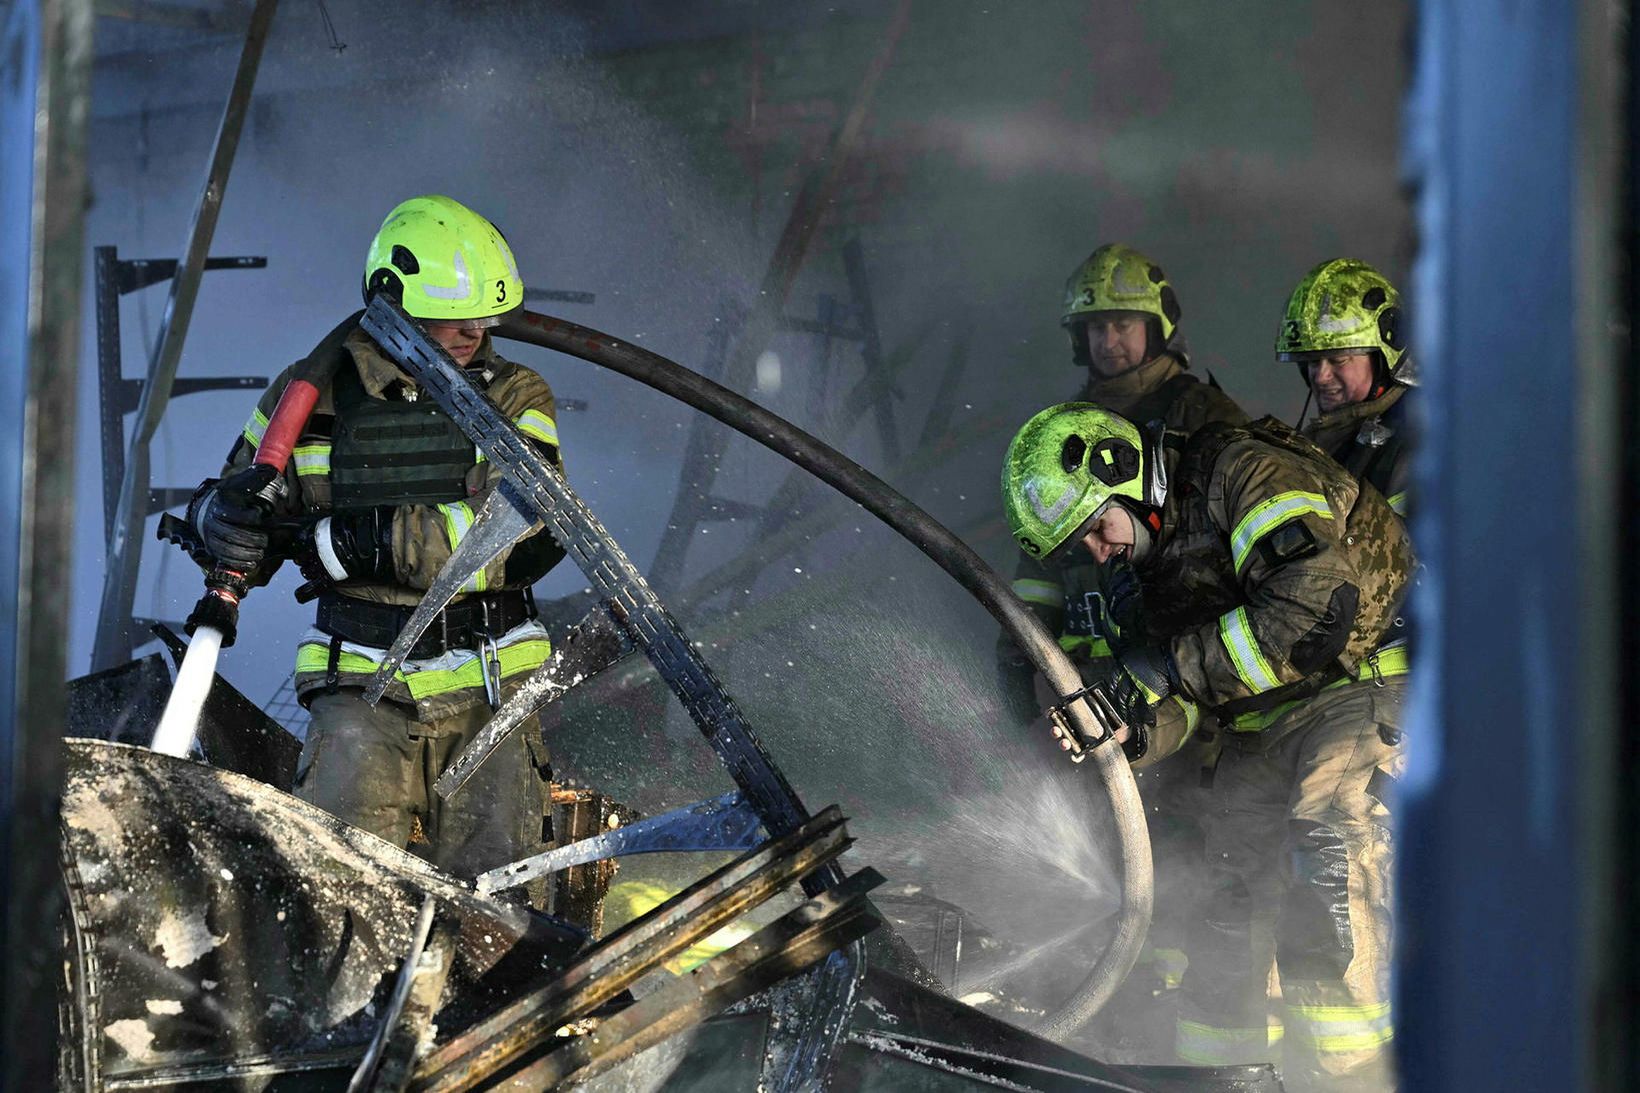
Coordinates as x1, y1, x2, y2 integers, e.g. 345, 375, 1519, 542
292, 506, 397, 585
189, 464, 286, 571
1098, 556, 1146, 653
1119, 642, 1179, 706
1109, 643, 1183, 763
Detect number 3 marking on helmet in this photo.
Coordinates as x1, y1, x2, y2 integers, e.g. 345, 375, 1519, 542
495, 279, 507, 304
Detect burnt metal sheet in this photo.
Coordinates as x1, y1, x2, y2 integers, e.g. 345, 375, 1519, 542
65, 650, 302, 791
413, 808, 853, 1089
515, 869, 885, 1089
59, 739, 585, 1087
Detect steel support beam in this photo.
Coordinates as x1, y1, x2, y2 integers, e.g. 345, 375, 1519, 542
0, 0, 92, 1086
91, 0, 278, 671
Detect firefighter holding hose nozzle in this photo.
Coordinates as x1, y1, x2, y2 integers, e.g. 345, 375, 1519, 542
1001, 402, 1412, 1091
187, 195, 566, 879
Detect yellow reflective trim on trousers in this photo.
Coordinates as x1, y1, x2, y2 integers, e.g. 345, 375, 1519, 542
437, 501, 486, 593
516, 408, 559, 447
292, 443, 331, 477
295, 637, 552, 700
1176, 1019, 1274, 1065
1220, 606, 1281, 693
1228, 642, 1411, 732
242, 407, 269, 448
1285, 1000, 1393, 1053
1230, 490, 1332, 574
1059, 634, 1113, 659
1012, 578, 1061, 608
1172, 695, 1200, 734
1388, 491, 1408, 515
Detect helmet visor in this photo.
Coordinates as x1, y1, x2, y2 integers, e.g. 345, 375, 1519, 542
1276, 344, 1376, 364
421, 313, 502, 333
1045, 498, 1114, 564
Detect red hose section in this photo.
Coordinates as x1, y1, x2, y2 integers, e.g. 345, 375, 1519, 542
253, 379, 320, 473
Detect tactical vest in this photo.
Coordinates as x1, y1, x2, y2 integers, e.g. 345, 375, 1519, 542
327, 356, 475, 511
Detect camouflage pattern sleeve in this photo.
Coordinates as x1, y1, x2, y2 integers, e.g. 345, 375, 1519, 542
1166, 440, 1369, 711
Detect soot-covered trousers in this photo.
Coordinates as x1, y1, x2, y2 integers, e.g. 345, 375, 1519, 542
1176, 678, 1404, 1093
294, 688, 546, 881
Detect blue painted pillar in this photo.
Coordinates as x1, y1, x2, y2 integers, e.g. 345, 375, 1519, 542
1399, 1, 1620, 1089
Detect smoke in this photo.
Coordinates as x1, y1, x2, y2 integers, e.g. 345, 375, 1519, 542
73, 0, 1409, 1055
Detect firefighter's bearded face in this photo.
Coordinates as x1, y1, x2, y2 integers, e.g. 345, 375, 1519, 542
1078, 503, 1136, 564
1083, 311, 1153, 378
423, 318, 490, 367
1307, 350, 1376, 412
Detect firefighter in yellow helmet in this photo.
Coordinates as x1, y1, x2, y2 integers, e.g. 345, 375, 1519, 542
187, 195, 563, 878
1002, 403, 1413, 1091
999, 245, 1248, 1051
1278, 258, 1417, 520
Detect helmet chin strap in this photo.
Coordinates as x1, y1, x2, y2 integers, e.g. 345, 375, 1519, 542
1126, 514, 1153, 564
1295, 384, 1314, 430
1141, 422, 1169, 511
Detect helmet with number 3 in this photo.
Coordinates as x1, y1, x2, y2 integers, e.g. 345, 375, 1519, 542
362, 195, 524, 323
1003, 402, 1165, 562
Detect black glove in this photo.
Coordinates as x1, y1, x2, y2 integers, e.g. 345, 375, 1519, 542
1118, 643, 1179, 705
1097, 555, 1146, 653
188, 464, 286, 571
1112, 644, 1185, 762
293, 506, 397, 585
1047, 643, 1182, 763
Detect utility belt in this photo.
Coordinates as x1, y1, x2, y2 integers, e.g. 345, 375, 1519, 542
1222, 641, 1410, 736
315, 588, 538, 660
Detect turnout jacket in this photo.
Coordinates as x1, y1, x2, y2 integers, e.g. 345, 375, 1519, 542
222, 324, 565, 720
1140, 417, 1412, 725
1302, 384, 1415, 519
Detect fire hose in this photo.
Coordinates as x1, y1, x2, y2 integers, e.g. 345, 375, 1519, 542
146, 302, 1150, 1034
492, 309, 1151, 1037
148, 313, 359, 757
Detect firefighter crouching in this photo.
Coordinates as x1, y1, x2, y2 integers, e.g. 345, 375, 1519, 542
188, 195, 564, 879
1002, 402, 1412, 1091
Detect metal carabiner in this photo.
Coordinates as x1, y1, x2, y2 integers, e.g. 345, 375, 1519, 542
480, 630, 503, 709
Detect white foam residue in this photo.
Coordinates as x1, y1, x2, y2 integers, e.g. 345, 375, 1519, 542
104, 1019, 156, 1061
145, 999, 184, 1015
153, 910, 226, 968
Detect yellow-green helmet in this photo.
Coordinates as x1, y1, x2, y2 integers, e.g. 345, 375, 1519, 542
1061, 244, 1181, 366
1003, 403, 1157, 562
1275, 258, 1407, 377
363, 195, 523, 322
